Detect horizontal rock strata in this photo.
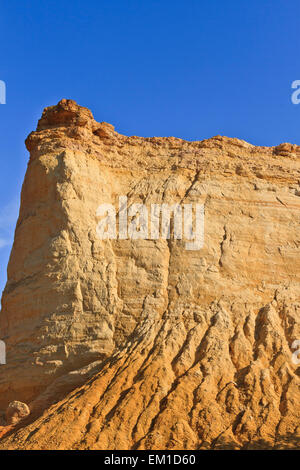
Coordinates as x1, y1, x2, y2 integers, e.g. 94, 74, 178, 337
0, 99, 299, 449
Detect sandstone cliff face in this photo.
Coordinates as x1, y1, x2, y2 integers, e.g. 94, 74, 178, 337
0, 99, 299, 449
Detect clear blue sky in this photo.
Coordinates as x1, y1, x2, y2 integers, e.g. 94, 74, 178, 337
0, 0, 300, 295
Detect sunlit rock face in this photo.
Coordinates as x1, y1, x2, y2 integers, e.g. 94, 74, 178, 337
0, 99, 299, 449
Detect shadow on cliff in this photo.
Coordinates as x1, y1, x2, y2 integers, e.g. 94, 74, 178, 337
212, 434, 300, 450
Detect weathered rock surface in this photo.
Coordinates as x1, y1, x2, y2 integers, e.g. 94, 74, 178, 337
0, 99, 299, 449
5, 401, 30, 425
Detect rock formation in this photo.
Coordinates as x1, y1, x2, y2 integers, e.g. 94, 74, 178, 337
5, 401, 30, 425
0, 99, 299, 449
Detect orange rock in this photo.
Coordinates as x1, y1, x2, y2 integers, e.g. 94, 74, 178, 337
0, 100, 299, 449
0, 426, 13, 440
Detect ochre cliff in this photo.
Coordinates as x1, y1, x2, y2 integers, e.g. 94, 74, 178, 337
0, 99, 299, 449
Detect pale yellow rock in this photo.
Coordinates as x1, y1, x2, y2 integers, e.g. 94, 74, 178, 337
5, 401, 30, 425
0, 99, 299, 449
